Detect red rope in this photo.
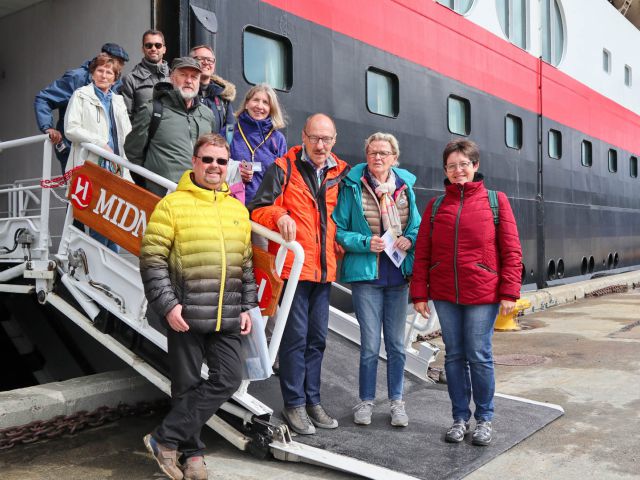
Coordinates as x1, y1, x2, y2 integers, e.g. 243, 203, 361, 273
39, 167, 81, 189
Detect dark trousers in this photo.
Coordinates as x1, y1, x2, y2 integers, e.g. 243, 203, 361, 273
154, 328, 243, 459
279, 281, 331, 408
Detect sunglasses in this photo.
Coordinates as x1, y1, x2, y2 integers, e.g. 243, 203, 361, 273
144, 42, 164, 49
196, 156, 228, 166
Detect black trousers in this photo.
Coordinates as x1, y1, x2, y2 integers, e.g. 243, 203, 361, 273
154, 328, 243, 459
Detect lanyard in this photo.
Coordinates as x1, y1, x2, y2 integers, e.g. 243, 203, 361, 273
238, 121, 274, 162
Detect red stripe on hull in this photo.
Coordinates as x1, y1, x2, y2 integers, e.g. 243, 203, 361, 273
263, 0, 640, 153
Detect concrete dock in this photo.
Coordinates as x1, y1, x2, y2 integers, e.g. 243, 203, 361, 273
1, 274, 639, 479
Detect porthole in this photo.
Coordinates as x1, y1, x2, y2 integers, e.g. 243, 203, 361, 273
556, 258, 565, 279
580, 257, 588, 275
521, 264, 526, 283
547, 259, 556, 280
613, 252, 619, 268
588, 256, 595, 273
607, 253, 614, 269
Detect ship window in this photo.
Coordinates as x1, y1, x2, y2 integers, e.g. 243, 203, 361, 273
603, 49, 611, 74
496, 0, 528, 50
630, 156, 638, 178
548, 129, 562, 159
625, 65, 632, 87
505, 114, 522, 149
366, 68, 399, 117
581, 140, 592, 167
448, 95, 471, 136
608, 149, 617, 173
541, 0, 565, 66
436, 0, 474, 14
243, 27, 292, 90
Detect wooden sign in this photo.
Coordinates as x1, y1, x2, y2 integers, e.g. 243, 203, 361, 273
69, 163, 284, 314
69, 162, 161, 256
252, 246, 284, 316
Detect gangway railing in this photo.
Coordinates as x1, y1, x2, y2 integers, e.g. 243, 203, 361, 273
0, 135, 430, 478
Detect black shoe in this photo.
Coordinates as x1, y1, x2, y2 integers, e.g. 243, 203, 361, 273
472, 420, 493, 446
282, 406, 316, 435
445, 419, 470, 443
306, 404, 338, 429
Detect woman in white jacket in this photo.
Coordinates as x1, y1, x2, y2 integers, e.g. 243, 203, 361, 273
64, 52, 132, 251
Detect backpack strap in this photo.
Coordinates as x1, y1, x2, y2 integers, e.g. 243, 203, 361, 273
142, 98, 163, 159
430, 194, 445, 237
487, 189, 499, 225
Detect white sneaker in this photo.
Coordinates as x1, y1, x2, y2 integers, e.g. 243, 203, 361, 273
390, 400, 409, 427
353, 401, 375, 425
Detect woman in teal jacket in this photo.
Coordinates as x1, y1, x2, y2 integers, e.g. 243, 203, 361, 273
333, 132, 421, 428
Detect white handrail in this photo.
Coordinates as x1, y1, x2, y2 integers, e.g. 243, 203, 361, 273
79, 143, 177, 192
0, 134, 48, 151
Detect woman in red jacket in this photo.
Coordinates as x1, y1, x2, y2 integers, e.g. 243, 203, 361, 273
411, 139, 522, 446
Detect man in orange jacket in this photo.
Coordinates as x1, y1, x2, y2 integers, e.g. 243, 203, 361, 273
249, 113, 350, 435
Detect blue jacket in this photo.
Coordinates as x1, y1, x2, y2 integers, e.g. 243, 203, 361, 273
200, 74, 236, 135
33, 59, 122, 168
230, 111, 288, 205
333, 163, 422, 283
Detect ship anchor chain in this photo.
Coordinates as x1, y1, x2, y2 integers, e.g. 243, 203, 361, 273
0, 399, 169, 450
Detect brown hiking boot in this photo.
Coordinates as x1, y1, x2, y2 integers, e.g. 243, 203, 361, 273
182, 455, 208, 480
143, 434, 184, 480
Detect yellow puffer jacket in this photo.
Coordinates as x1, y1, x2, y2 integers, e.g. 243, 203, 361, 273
140, 171, 257, 334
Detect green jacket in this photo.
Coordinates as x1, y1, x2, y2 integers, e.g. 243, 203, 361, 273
333, 163, 422, 283
124, 82, 214, 196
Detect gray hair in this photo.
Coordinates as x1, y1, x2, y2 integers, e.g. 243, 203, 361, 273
364, 132, 400, 159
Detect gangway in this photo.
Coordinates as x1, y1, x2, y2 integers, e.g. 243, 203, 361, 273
0, 135, 563, 480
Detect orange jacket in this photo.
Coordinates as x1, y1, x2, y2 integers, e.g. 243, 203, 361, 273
249, 146, 350, 282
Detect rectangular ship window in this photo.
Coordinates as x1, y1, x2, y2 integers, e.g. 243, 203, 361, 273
505, 114, 523, 149
608, 149, 618, 173
581, 140, 592, 167
243, 27, 292, 90
548, 129, 562, 159
366, 68, 399, 117
448, 95, 471, 136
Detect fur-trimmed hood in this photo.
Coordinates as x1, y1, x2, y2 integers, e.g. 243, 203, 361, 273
208, 74, 236, 102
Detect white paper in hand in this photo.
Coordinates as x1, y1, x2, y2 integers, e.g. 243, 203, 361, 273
381, 229, 407, 268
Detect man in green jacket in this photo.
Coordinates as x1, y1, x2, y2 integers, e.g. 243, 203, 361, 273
124, 57, 214, 196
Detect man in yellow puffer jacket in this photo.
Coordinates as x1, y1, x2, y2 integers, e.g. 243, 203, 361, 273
140, 133, 257, 480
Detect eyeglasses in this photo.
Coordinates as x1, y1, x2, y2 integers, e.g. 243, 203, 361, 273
193, 56, 215, 65
196, 156, 228, 166
445, 161, 473, 172
144, 42, 164, 50
367, 151, 394, 159
304, 131, 335, 145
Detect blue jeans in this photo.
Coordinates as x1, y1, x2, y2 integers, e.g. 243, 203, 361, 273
352, 282, 408, 401
433, 301, 499, 422
279, 281, 331, 408
89, 229, 119, 253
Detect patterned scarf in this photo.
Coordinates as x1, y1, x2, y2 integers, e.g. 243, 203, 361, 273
368, 169, 402, 237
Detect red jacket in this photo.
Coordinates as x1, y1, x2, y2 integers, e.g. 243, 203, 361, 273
410, 178, 522, 305
249, 146, 350, 282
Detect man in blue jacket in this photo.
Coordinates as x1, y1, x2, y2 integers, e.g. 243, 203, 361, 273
33, 43, 129, 172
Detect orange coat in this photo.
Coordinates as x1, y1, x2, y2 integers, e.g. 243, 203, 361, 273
249, 146, 350, 282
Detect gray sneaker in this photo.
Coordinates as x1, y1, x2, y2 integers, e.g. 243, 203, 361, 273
390, 400, 409, 427
353, 401, 375, 425
472, 420, 493, 446
445, 419, 470, 443
306, 404, 338, 429
282, 406, 316, 435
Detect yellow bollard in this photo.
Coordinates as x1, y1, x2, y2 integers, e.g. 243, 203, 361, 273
494, 298, 531, 331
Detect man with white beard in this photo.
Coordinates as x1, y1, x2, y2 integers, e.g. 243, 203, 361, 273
125, 57, 215, 196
